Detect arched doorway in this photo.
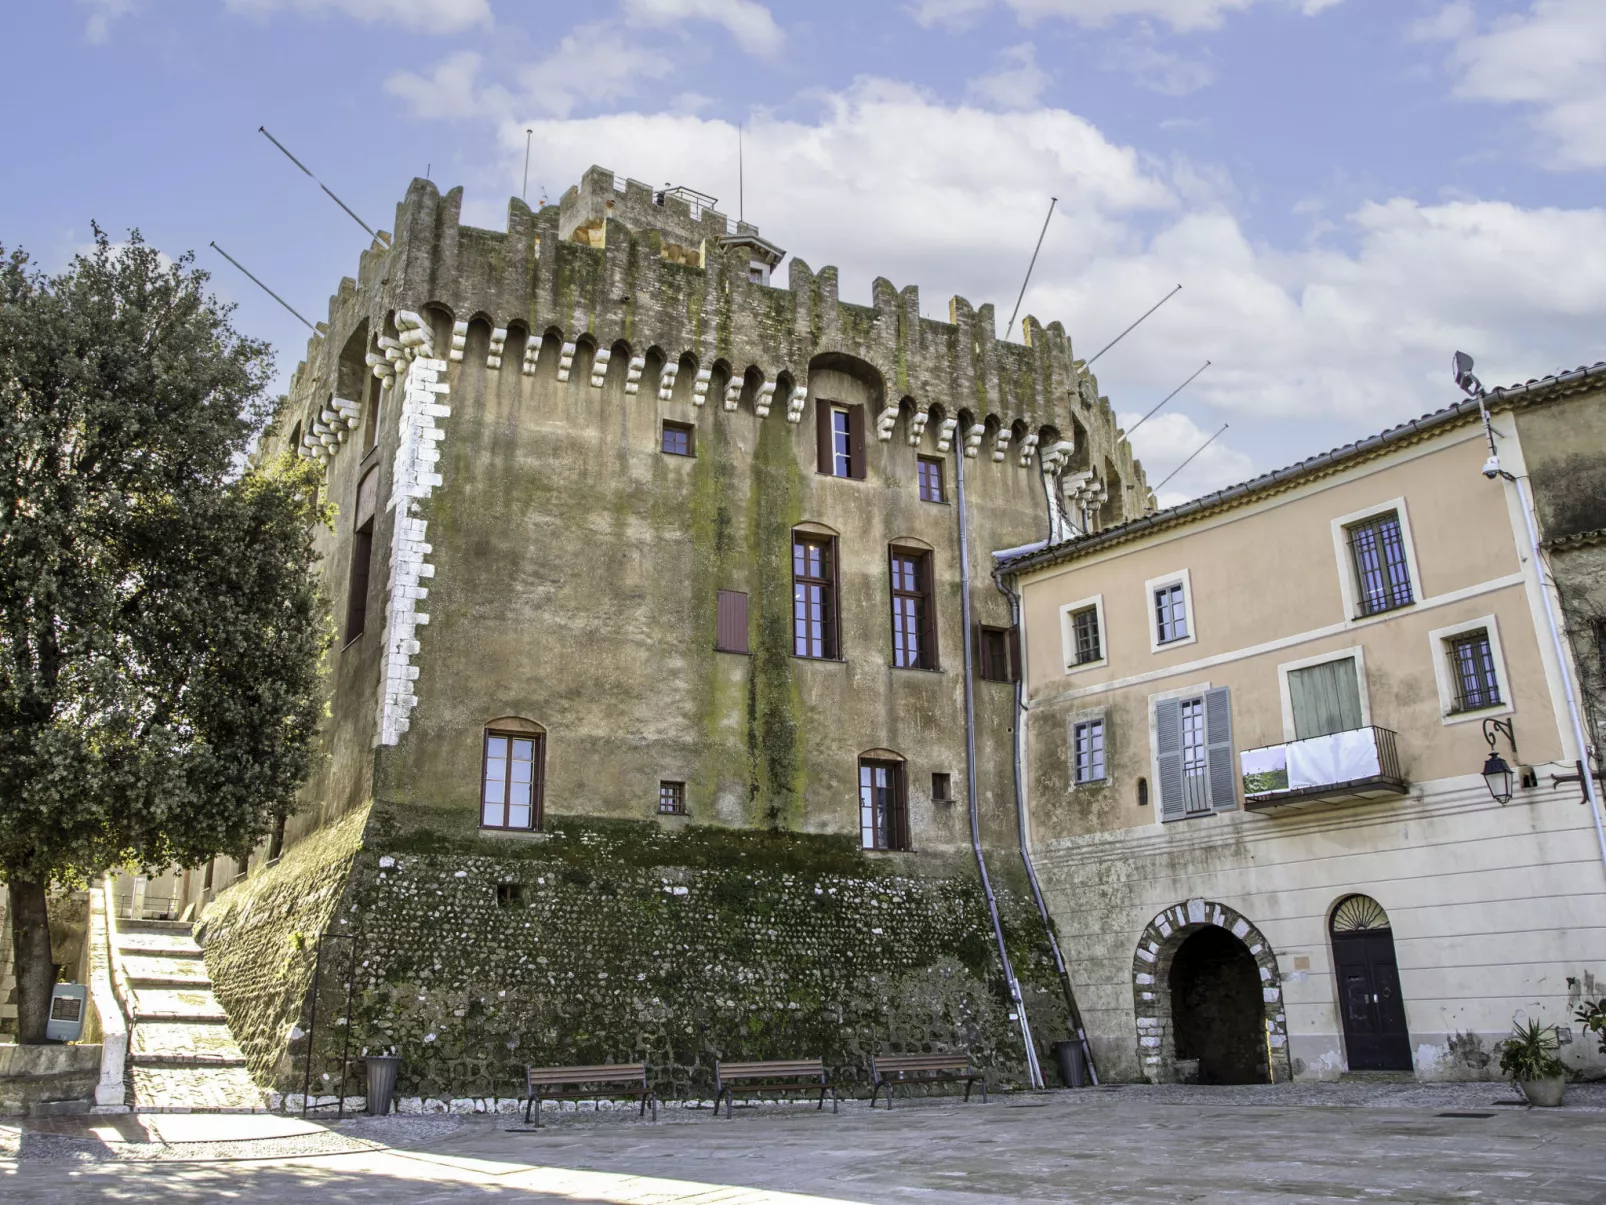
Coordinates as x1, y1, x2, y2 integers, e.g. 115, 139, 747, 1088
1169, 927, 1265, 1084
1330, 895, 1412, 1071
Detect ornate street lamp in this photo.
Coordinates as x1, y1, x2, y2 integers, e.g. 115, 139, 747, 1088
1480, 717, 1526, 805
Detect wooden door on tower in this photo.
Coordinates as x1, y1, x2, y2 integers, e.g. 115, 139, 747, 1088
1330, 895, 1412, 1071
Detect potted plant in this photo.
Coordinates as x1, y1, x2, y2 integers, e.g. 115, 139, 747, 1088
1499, 1018, 1567, 1106
1575, 998, 1605, 1056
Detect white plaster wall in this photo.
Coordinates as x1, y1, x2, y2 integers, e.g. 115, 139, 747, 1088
1035, 773, 1606, 1082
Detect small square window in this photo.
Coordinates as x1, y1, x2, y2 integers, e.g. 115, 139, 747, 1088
932, 772, 952, 801
662, 421, 695, 457
496, 883, 523, 907
1073, 719, 1106, 784
977, 625, 1020, 683
1154, 583, 1189, 644
918, 456, 945, 503
659, 781, 686, 815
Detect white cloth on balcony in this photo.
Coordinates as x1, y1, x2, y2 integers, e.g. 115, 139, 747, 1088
1287, 728, 1380, 789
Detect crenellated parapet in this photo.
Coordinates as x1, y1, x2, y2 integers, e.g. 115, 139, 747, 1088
277, 166, 1150, 519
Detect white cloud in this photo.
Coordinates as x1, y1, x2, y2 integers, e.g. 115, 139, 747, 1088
223, 0, 491, 32
622, 0, 783, 54
911, 0, 1339, 33
387, 49, 484, 118
967, 43, 1052, 108
1101, 27, 1214, 93
401, 78, 1601, 500
1419, 0, 1606, 170
79, 0, 137, 43
1119, 410, 1252, 505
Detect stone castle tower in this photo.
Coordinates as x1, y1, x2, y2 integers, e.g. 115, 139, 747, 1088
196, 166, 1151, 1104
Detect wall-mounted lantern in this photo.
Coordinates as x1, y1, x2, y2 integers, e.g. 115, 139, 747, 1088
1481, 718, 1534, 805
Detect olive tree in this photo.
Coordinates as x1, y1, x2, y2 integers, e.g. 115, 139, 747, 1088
0, 229, 328, 1042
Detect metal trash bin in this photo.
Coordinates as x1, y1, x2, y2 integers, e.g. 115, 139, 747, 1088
1053, 1040, 1088, 1089
365, 1055, 402, 1115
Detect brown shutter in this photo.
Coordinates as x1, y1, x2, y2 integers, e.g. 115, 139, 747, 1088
921, 552, 939, 669
1007, 624, 1022, 683
849, 404, 868, 479
816, 400, 833, 475
973, 624, 989, 680
827, 537, 841, 658
893, 761, 911, 850
716, 589, 750, 653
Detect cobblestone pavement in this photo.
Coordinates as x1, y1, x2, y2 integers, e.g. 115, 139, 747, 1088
4, 1084, 1606, 1203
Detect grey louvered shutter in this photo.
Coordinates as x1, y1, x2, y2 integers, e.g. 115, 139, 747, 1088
1155, 699, 1184, 822
1204, 687, 1237, 812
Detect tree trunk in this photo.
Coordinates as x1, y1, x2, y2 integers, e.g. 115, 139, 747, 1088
8, 878, 55, 1044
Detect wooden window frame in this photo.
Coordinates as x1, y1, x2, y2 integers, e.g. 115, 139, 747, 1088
917, 456, 946, 503
931, 772, 952, 802
658, 781, 686, 815
976, 624, 1021, 683
1071, 606, 1102, 666
815, 401, 866, 479
480, 728, 545, 832
1145, 569, 1196, 652
661, 420, 695, 457
859, 757, 910, 851
889, 546, 937, 670
792, 531, 840, 660
1072, 718, 1107, 785
344, 467, 380, 646
1347, 511, 1415, 617
1446, 630, 1502, 714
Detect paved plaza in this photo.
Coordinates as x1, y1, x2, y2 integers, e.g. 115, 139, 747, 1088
3, 1083, 1606, 1204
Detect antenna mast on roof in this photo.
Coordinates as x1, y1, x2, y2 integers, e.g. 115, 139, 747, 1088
523, 128, 533, 202
738, 124, 744, 223
209, 242, 316, 331
1085, 284, 1181, 367
1006, 197, 1057, 338
258, 126, 382, 243
1125, 361, 1211, 438
1154, 423, 1228, 492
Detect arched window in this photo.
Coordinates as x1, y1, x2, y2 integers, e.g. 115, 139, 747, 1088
481, 718, 546, 831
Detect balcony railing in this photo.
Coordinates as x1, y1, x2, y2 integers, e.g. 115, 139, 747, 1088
1239, 725, 1407, 812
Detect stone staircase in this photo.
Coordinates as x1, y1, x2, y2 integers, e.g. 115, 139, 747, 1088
114, 920, 266, 1113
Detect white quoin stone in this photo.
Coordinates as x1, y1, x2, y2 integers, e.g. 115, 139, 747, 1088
522, 336, 542, 377
1232, 919, 1250, 938
590, 346, 613, 388
449, 320, 468, 363
486, 327, 507, 370
786, 385, 808, 423
623, 355, 646, 394
754, 381, 776, 418
935, 417, 959, 452
1187, 899, 1207, 925
692, 366, 713, 405
657, 361, 681, 401
555, 342, 577, 382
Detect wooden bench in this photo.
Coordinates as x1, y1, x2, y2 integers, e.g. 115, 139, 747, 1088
713, 1058, 837, 1118
870, 1052, 986, 1108
523, 1063, 657, 1125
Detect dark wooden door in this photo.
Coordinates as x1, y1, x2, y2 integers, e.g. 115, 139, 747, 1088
1332, 931, 1412, 1071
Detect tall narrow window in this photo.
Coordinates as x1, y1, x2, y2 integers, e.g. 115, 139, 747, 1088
859, 758, 909, 850
1180, 698, 1211, 814
793, 533, 838, 659
977, 625, 1020, 683
1447, 629, 1501, 712
345, 468, 379, 644
917, 456, 945, 502
890, 548, 936, 669
1154, 583, 1189, 645
362, 374, 383, 453
1071, 606, 1102, 665
1348, 512, 1414, 616
1072, 719, 1106, 784
482, 728, 544, 830
816, 402, 865, 479
1155, 689, 1235, 822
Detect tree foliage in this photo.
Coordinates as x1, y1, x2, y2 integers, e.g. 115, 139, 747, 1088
0, 227, 329, 1037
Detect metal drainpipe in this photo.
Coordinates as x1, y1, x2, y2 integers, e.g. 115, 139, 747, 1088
954, 446, 1044, 1089
994, 566, 1100, 1086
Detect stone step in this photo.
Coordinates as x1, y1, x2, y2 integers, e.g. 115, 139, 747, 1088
120, 919, 194, 934
131, 1022, 247, 1064
115, 931, 203, 959
122, 954, 211, 986
131, 988, 228, 1022
132, 1064, 267, 1113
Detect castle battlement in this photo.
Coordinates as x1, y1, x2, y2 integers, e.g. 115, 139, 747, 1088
284, 167, 1149, 514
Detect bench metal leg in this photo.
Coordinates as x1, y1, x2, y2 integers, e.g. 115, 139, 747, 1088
831, 1087, 838, 1115
650, 1093, 659, 1123
964, 1079, 973, 1103
528, 1094, 544, 1127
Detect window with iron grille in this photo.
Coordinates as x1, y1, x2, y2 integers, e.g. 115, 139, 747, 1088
1072, 719, 1106, 784
1447, 629, 1501, 712
482, 730, 543, 830
917, 456, 945, 502
793, 533, 838, 659
659, 781, 686, 815
1180, 698, 1211, 814
859, 759, 909, 850
1154, 582, 1189, 644
1071, 605, 1102, 665
890, 548, 935, 669
1347, 512, 1414, 616
661, 421, 694, 456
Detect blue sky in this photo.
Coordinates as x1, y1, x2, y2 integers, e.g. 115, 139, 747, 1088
7, 0, 1604, 503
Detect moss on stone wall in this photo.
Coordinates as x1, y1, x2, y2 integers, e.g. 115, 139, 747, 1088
306, 813, 1069, 1101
